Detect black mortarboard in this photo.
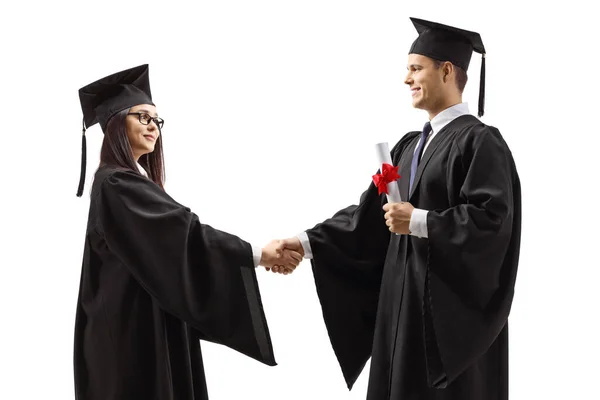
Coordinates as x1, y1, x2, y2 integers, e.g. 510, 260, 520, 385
76, 64, 154, 197
409, 17, 486, 117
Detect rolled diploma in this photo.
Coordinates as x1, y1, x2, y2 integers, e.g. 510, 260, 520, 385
375, 142, 402, 203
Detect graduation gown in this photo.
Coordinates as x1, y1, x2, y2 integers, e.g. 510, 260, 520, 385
307, 114, 521, 400
73, 166, 276, 400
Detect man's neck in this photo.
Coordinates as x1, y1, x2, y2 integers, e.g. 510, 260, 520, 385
427, 96, 463, 120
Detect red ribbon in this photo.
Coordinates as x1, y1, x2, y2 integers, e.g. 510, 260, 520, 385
372, 163, 400, 195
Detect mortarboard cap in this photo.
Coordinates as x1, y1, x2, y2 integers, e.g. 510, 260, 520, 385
76, 64, 155, 197
408, 17, 486, 117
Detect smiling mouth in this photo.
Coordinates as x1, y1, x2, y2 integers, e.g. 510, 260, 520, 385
143, 135, 156, 142
411, 88, 421, 97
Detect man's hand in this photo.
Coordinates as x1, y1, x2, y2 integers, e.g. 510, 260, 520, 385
260, 239, 302, 274
265, 237, 305, 274
383, 202, 415, 235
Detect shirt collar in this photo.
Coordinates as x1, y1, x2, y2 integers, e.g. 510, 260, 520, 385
136, 162, 148, 178
429, 102, 471, 134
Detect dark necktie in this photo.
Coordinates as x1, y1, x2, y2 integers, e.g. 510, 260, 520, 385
409, 121, 432, 192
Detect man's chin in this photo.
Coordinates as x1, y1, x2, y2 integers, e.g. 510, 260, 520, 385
411, 100, 424, 110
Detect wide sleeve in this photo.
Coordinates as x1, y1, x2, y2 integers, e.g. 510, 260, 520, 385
306, 132, 418, 389
424, 126, 521, 386
306, 185, 389, 389
96, 169, 276, 366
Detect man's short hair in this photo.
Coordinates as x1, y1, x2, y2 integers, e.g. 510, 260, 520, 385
432, 59, 468, 93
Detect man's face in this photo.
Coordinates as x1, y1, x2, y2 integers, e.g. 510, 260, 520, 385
404, 54, 445, 112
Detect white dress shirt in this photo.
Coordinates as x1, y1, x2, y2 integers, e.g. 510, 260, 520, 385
136, 161, 262, 267
136, 162, 148, 177
408, 102, 470, 238
297, 103, 472, 259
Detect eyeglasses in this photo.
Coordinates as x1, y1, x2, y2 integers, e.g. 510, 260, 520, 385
127, 112, 164, 129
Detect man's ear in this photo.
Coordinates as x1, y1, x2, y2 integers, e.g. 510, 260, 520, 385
442, 61, 453, 83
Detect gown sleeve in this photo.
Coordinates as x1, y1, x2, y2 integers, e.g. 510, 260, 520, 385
305, 132, 419, 389
424, 125, 521, 386
96, 169, 276, 366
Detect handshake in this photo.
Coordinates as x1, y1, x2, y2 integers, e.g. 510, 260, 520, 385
259, 237, 304, 275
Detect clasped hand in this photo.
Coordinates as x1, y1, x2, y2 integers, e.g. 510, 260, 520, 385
260, 237, 305, 275
260, 203, 414, 275
383, 202, 414, 234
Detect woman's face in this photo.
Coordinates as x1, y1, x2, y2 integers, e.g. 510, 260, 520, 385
126, 104, 160, 161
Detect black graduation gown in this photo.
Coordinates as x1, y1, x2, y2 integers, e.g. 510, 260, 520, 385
306, 115, 521, 400
73, 166, 276, 400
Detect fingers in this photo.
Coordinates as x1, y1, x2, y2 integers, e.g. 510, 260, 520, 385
388, 221, 409, 234
384, 207, 411, 225
270, 265, 295, 275
382, 202, 401, 212
272, 237, 305, 259
272, 265, 289, 274
275, 239, 285, 257
263, 237, 304, 275
285, 250, 303, 263
275, 238, 296, 257
387, 219, 404, 232
280, 251, 303, 269
281, 261, 298, 270
383, 202, 409, 212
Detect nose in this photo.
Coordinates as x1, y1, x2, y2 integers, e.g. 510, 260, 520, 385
404, 71, 413, 86
146, 123, 160, 139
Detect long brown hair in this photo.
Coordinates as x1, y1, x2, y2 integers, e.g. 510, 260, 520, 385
99, 108, 165, 189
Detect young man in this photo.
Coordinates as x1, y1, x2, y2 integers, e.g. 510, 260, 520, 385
276, 17, 521, 400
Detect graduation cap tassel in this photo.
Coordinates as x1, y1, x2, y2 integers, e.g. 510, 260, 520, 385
76, 118, 87, 197
478, 53, 485, 118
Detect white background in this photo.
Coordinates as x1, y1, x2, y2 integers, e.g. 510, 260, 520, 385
1, 0, 598, 399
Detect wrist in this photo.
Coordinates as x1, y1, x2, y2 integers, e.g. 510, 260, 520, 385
259, 248, 267, 266
291, 238, 304, 257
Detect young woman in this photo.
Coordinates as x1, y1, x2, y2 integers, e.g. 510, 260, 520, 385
73, 65, 300, 400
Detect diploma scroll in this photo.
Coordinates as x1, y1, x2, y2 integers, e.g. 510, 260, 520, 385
375, 142, 402, 203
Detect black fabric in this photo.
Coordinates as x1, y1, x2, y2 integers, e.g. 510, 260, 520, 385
409, 17, 485, 71
306, 114, 521, 399
479, 54, 486, 117
76, 119, 87, 197
73, 166, 276, 400
78, 64, 154, 132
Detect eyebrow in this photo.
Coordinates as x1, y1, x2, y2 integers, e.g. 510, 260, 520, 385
135, 109, 159, 117
407, 64, 423, 70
